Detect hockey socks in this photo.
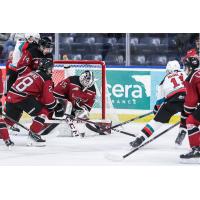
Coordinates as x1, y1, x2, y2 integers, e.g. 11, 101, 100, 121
141, 119, 163, 138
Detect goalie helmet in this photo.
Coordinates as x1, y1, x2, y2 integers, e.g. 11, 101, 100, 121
166, 60, 181, 74
38, 58, 54, 78
79, 70, 94, 90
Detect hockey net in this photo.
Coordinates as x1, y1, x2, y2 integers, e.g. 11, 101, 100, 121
53, 60, 117, 122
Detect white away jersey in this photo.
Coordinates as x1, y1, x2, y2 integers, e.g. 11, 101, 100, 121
157, 71, 187, 100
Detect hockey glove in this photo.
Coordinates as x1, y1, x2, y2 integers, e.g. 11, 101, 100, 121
54, 103, 65, 118
75, 107, 89, 119
153, 105, 160, 115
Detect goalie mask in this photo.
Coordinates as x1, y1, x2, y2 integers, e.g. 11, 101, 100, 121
79, 70, 94, 90
166, 60, 181, 74
38, 58, 54, 78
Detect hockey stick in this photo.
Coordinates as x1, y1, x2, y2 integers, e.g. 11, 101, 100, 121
64, 114, 134, 136
40, 123, 59, 135
98, 111, 153, 133
66, 111, 153, 130
106, 121, 180, 161
85, 123, 136, 137
2, 113, 31, 133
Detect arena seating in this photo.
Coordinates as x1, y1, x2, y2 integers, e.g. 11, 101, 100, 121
59, 33, 189, 66
0, 33, 195, 66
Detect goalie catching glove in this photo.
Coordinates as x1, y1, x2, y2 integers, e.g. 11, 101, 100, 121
74, 107, 89, 119
73, 101, 89, 119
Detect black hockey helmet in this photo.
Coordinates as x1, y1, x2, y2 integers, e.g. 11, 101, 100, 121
38, 58, 54, 77
184, 57, 199, 69
38, 37, 54, 54
38, 37, 54, 48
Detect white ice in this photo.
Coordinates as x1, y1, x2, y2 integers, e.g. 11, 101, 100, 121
0, 122, 192, 165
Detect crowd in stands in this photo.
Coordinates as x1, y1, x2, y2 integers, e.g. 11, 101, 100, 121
0, 33, 198, 66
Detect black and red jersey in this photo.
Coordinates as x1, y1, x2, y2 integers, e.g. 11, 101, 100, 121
17, 44, 53, 77
184, 69, 200, 115
6, 71, 56, 110
53, 76, 96, 111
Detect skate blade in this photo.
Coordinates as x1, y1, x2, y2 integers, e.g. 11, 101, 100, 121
180, 158, 200, 164
104, 152, 124, 162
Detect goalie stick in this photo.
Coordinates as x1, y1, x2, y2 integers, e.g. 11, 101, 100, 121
85, 123, 136, 137
41, 111, 152, 136
106, 121, 180, 161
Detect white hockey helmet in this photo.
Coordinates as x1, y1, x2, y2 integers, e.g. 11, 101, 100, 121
14, 33, 25, 41
32, 33, 40, 43
166, 60, 181, 74
25, 33, 40, 43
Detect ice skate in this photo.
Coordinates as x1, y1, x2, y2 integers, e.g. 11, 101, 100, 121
27, 132, 46, 147
130, 136, 145, 148
180, 147, 200, 164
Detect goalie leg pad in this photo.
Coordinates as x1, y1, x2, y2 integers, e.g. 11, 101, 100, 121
65, 117, 80, 137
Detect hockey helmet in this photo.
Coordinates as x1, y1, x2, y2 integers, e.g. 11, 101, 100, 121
14, 33, 25, 42
79, 70, 95, 90
184, 57, 199, 69
38, 58, 54, 77
166, 60, 181, 74
25, 33, 40, 43
184, 57, 200, 75
38, 37, 54, 54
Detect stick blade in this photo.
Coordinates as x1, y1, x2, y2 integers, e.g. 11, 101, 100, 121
104, 152, 124, 162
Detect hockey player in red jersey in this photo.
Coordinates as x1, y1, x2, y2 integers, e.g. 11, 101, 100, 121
179, 57, 200, 162
5, 59, 64, 146
16, 36, 53, 78
0, 68, 14, 147
130, 60, 187, 148
53, 70, 96, 136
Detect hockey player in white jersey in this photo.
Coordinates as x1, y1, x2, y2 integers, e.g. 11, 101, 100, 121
130, 60, 187, 148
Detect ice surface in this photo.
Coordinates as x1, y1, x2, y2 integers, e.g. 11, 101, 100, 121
0, 122, 191, 165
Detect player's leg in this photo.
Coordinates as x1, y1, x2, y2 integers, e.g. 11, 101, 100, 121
180, 107, 200, 161
130, 99, 183, 148
0, 101, 14, 146
18, 97, 47, 145
3, 102, 23, 147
